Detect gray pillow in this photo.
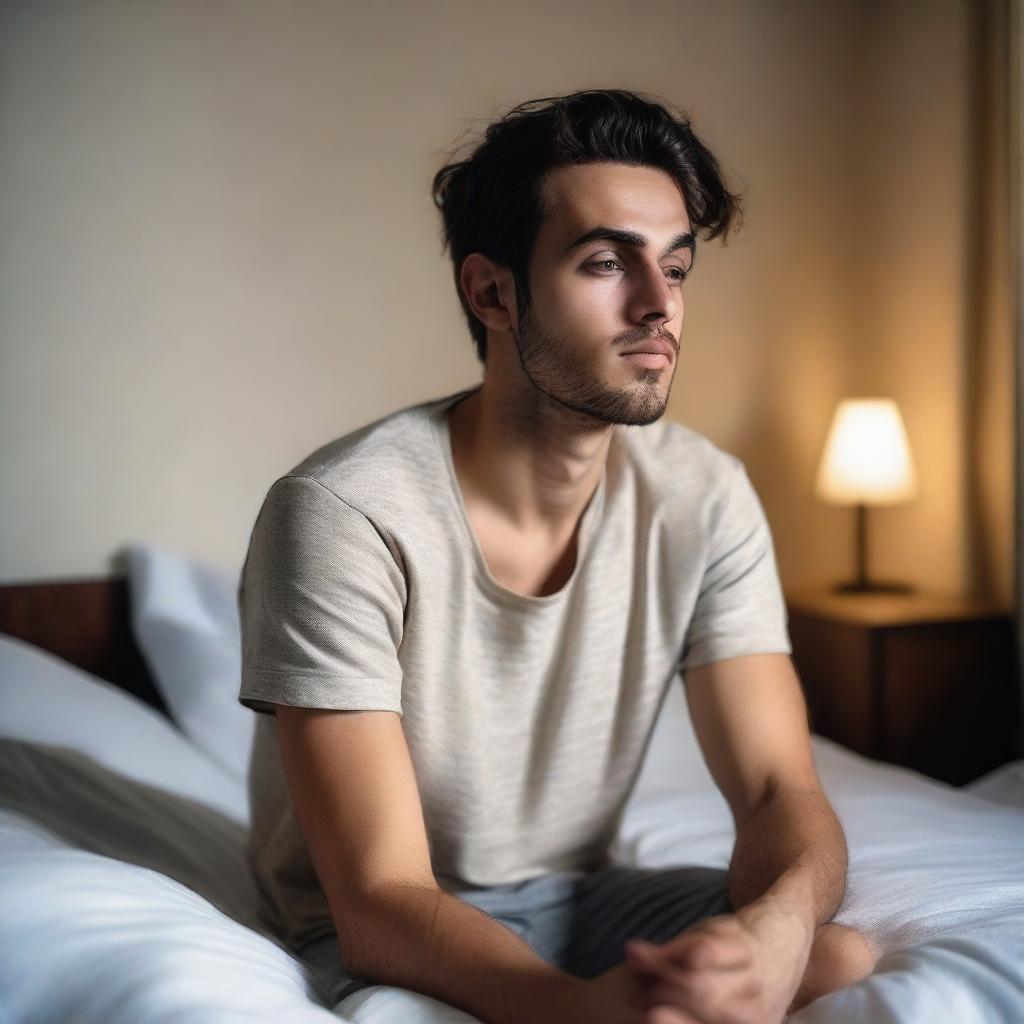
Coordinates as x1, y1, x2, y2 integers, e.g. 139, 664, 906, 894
125, 543, 254, 782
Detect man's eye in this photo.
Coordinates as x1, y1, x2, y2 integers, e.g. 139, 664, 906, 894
586, 260, 689, 281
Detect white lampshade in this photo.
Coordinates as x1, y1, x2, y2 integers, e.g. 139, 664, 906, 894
815, 398, 918, 505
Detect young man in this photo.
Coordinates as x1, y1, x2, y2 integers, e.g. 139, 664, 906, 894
237, 89, 878, 1024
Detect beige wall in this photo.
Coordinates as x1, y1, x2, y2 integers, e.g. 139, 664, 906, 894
0, 0, 1014, 606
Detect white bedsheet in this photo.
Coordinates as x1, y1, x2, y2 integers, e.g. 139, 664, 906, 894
1, 632, 1023, 1023
612, 739, 1024, 1024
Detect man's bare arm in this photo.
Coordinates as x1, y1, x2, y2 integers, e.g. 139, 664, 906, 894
683, 651, 847, 936
610, 654, 852, 1023
274, 705, 620, 1024
339, 879, 587, 1023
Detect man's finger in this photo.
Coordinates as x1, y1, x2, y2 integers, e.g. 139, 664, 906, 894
645, 970, 752, 1024
625, 941, 712, 990
626, 938, 676, 974
647, 1005, 703, 1024
665, 937, 752, 971
628, 936, 750, 973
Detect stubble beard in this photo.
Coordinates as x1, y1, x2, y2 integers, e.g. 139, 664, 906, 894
511, 306, 673, 427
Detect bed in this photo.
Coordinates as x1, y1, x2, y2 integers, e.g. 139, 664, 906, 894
1, 547, 1022, 1024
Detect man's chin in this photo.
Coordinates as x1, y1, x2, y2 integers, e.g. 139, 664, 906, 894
580, 392, 670, 428
615, 406, 668, 427
604, 383, 671, 427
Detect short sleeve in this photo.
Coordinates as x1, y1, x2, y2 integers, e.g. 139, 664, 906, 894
679, 460, 792, 672
237, 474, 407, 716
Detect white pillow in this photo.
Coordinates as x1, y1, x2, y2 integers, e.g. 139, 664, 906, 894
125, 543, 255, 782
0, 632, 248, 826
963, 760, 1024, 810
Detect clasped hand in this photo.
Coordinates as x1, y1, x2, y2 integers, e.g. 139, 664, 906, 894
588, 907, 811, 1024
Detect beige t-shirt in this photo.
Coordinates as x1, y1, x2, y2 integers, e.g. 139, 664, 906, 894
237, 384, 792, 954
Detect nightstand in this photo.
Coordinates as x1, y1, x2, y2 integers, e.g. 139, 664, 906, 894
785, 589, 1020, 786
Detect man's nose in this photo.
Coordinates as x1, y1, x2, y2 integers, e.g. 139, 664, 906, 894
626, 264, 680, 326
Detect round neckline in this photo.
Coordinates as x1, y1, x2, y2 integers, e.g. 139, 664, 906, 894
428, 385, 609, 610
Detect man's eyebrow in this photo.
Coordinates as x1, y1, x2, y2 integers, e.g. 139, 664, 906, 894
564, 226, 697, 261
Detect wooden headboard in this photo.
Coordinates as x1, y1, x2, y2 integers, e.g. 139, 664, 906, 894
0, 576, 170, 718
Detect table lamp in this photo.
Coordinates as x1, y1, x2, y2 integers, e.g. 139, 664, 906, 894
814, 397, 918, 594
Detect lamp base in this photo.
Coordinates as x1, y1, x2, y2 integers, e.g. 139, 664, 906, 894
831, 580, 917, 595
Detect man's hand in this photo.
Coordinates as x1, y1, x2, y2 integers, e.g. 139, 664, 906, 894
620, 903, 813, 1024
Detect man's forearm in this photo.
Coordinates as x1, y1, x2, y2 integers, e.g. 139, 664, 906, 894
727, 783, 848, 937
338, 882, 586, 1024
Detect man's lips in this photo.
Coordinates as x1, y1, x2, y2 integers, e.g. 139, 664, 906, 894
619, 337, 676, 360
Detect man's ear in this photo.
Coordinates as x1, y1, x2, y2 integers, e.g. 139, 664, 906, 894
460, 254, 518, 335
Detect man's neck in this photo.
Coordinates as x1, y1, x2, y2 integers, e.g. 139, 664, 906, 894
447, 378, 611, 542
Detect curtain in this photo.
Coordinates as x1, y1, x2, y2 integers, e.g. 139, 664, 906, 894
968, 0, 1022, 758
1014, 0, 1024, 758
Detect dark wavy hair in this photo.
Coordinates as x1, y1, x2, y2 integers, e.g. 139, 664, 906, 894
430, 89, 744, 365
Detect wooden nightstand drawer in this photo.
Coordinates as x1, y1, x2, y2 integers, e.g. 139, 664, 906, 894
785, 591, 1019, 786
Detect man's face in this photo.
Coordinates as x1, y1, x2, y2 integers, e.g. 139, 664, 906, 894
510, 161, 693, 427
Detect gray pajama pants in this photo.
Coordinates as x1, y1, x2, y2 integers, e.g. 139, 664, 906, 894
301, 863, 733, 1009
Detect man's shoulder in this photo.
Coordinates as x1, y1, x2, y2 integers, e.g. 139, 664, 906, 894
280, 390, 453, 505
